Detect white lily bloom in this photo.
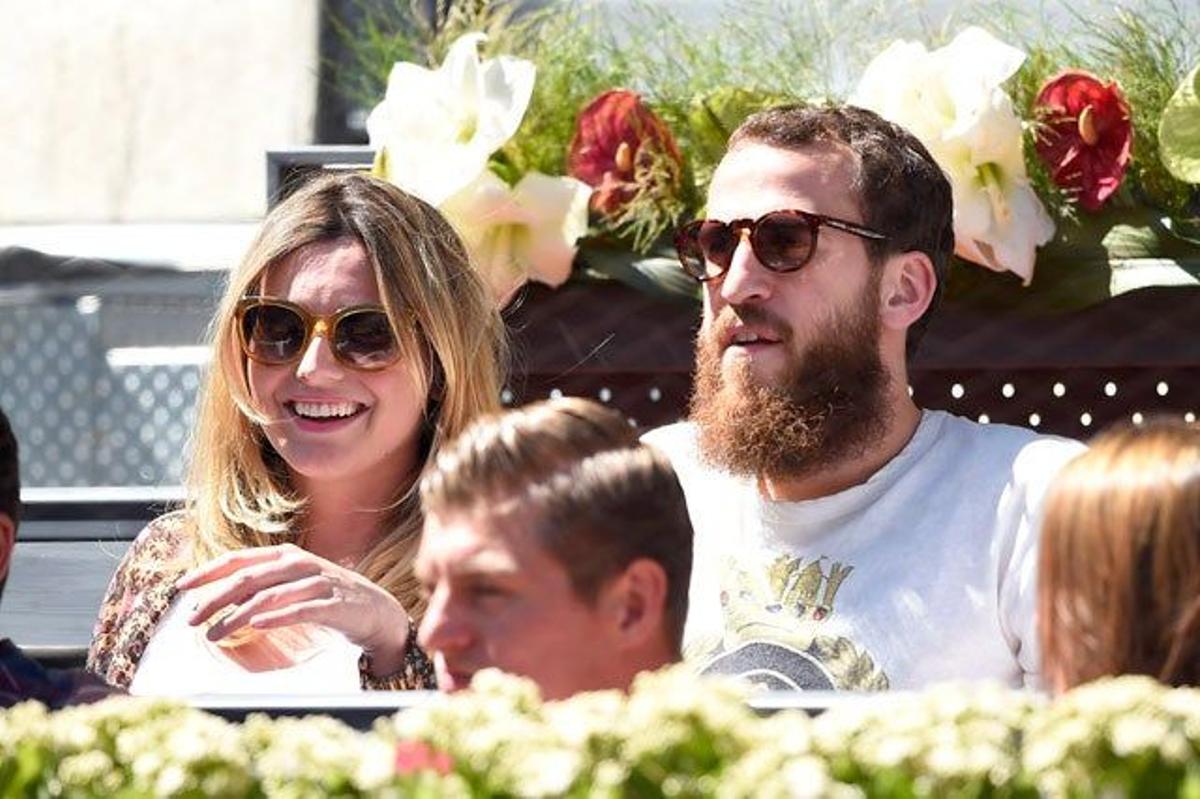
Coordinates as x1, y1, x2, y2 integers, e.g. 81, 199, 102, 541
366, 33, 536, 206
851, 27, 1054, 284
440, 170, 591, 307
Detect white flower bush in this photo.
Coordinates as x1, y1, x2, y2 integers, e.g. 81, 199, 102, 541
1024, 676, 1200, 797
851, 26, 1056, 285
5, 673, 1200, 796
811, 681, 1040, 797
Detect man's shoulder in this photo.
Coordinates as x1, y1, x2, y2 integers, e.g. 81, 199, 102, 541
930, 410, 1084, 467
641, 420, 699, 460
641, 421, 735, 496
925, 410, 1086, 498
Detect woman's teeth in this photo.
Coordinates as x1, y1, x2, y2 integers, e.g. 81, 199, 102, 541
291, 401, 361, 419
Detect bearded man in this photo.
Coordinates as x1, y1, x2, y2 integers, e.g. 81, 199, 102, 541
644, 105, 1084, 691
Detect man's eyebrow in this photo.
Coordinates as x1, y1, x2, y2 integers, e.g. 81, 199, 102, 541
446, 547, 521, 575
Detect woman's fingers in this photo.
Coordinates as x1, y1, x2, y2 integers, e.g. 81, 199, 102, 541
202, 575, 334, 641
177, 544, 298, 590
178, 546, 410, 657
245, 596, 345, 631
186, 555, 323, 626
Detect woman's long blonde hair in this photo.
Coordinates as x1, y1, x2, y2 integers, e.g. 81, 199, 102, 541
1038, 418, 1200, 690
185, 172, 507, 618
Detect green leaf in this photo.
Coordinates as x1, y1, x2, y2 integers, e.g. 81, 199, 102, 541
686, 87, 792, 191
687, 88, 788, 162
578, 241, 700, 305
1180, 767, 1200, 799
1102, 222, 1166, 259
1158, 62, 1200, 183
1, 743, 48, 798
486, 152, 521, 186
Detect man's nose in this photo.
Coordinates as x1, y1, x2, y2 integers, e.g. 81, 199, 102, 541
717, 229, 773, 307
417, 587, 471, 654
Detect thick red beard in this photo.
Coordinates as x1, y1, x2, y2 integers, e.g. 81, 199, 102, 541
689, 290, 891, 481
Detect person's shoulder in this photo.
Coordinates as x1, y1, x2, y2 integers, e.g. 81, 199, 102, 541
642, 421, 729, 492
929, 410, 1085, 487
125, 509, 193, 570
0, 638, 117, 709
641, 420, 699, 460
136, 508, 189, 540
932, 410, 1084, 460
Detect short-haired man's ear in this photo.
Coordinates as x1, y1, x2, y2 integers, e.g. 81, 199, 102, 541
0, 512, 15, 584
879, 251, 937, 333
601, 558, 669, 650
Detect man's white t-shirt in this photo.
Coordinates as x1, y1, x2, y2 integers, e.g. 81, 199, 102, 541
644, 410, 1084, 691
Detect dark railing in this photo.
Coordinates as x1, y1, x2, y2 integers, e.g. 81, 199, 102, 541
191, 689, 857, 729
504, 280, 1200, 439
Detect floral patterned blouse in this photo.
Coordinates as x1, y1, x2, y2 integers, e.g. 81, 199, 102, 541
86, 511, 436, 691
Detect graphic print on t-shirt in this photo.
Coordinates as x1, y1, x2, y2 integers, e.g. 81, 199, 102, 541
691, 554, 889, 691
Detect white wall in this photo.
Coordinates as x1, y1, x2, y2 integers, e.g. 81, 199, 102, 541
0, 0, 319, 223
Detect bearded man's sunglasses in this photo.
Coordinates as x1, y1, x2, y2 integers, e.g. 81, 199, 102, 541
674, 209, 888, 281
235, 297, 402, 371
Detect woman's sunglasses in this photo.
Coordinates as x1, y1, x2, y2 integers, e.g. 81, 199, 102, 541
674, 209, 888, 282
235, 297, 402, 371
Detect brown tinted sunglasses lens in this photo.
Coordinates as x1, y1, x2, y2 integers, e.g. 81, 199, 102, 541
674, 221, 709, 280
675, 212, 820, 280
333, 309, 399, 369
751, 212, 817, 270
241, 303, 306, 364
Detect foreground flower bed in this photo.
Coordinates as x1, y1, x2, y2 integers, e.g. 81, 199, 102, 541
4, 670, 1200, 797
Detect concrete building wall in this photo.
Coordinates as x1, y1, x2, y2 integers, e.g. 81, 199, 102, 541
0, 0, 319, 223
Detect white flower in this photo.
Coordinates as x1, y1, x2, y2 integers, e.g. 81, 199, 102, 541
1109, 714, 1171, 757
851, 26, 1054, 284
440, 170, 591, 306
367, 33, 536, 206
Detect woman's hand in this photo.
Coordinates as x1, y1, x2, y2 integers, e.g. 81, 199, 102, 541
176, 543, 411, 676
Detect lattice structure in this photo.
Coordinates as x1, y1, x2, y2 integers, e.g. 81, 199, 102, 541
0, 273, 214, 487
0, 302, 102, 486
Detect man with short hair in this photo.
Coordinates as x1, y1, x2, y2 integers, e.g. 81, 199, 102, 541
415, 397, 693, 700
1, 406, 113, 707
646, 105, 1084, 690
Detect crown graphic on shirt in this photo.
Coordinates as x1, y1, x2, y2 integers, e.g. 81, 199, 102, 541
767, 555, 853, 622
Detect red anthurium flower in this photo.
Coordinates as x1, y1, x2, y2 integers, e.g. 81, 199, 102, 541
394, 740, 454, 776
1034, 70, 1133, 212
567, 89, 683, 217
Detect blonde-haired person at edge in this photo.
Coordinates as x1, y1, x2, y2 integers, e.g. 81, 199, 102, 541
1039, 419, 1200, 693
88, 173, 506, 693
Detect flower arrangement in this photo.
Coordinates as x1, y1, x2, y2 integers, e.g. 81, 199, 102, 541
339, 1, 1199, 312
6, 671, 1200, 796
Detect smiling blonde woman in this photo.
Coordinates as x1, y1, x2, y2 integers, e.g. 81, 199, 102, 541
88, 173, 506, 693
